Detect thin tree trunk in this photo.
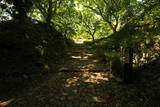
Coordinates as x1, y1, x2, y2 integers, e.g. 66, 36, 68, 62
107, 20, 117, 33
91, 35, 95, 42
46, 0, 53, 26
91, 29, 97, 42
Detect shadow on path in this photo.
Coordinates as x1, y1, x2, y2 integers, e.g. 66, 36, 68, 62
1, 44, 160, 107
2, 44, 114, 107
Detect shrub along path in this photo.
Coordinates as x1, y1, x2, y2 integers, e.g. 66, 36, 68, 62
1, 44, 160, 107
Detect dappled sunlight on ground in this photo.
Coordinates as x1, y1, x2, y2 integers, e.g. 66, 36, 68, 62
84, 64, 95, 68
64, 72, 109, 88
57, 44, 107, 72
85, 53, 93, 56
82, 72, 109, 84
2, 44, 160, 107
92, 96, 105, 103
65, 77, 79, 87
81, 56, 89, 60
71, 55, 82, 59
92, 59, 99, 63
7, 44, 113, 106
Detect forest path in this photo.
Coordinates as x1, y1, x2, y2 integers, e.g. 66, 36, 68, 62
6, 44, 116, 107
56, 44, 108, 72
3, 44, 160, 106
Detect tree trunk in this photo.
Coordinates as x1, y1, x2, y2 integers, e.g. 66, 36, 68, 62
91, 35, 95, 42
123, 47, 133, 84
46, 0, 53, 26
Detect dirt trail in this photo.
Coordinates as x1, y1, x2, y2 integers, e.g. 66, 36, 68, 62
56, 44, 108, 72
3, 44, 114, 107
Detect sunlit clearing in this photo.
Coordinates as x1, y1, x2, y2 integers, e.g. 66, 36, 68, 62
71, 56, 81, 59
93, 96, 105, 103
74, 40, 84, 44
0, 98, 15, 107
74, 37, 84, 44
